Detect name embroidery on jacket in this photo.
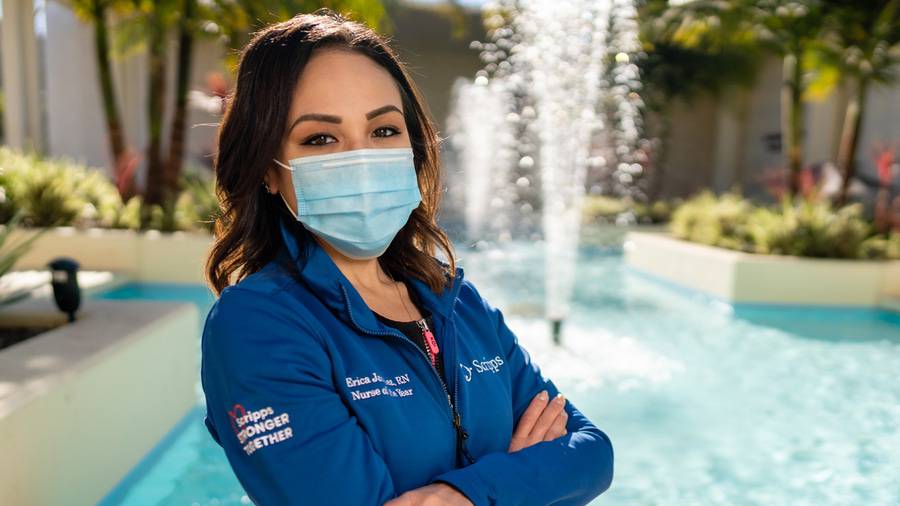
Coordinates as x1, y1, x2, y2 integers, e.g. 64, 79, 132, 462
345, 370, 415, 401
459, 355, 505, 382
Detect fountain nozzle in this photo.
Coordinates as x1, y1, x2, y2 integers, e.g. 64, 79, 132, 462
550, 318, 563, 346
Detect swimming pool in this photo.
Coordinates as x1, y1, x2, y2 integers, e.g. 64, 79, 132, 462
95, 242, 900, 505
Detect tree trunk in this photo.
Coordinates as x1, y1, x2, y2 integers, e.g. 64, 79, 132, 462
647, 106, 670, 201
91, 2, 127, 183
836, 77, 869, 207
781, 52, 804, 198
164, 0, 196, 198
143, 12, 168, 213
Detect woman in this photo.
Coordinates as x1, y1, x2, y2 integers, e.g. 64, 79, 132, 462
201, 9, 614, 506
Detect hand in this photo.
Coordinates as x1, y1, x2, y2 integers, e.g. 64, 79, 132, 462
508, 389, 568, 453
383, 482, 473, 506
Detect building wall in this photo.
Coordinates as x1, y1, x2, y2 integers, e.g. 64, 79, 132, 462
30, 4, 900, 200
651, 94, 719, 198
39, 2, 485, 182
645, 53, 900, 200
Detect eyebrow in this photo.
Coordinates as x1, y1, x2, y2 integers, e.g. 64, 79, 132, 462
287, 104, 402, 134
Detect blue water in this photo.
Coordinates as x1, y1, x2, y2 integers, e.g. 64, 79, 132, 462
95, 243, 900, 505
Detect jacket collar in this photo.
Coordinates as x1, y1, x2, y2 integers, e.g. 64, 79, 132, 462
276, 214, 465, 331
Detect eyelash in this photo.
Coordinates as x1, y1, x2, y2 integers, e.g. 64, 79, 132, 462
302, 126, 402, 146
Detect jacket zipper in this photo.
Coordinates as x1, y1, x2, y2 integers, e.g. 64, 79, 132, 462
340, 285, 476, 466
445, 318, 476, 465
418, 317, 475, 465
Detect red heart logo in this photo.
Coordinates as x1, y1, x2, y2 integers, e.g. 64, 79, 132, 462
227, 403, 247, 436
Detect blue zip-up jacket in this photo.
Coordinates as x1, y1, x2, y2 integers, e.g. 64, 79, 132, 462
200, 215, 614, 505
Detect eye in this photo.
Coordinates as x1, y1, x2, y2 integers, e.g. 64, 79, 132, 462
374, 126, 401, 138
302, 133, 336, 146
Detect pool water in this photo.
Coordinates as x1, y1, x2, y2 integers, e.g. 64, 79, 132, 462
95, 242, 900, 505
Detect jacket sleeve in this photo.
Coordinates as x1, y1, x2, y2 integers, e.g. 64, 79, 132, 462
201, 286, 398, 506
428, 280, 614, 506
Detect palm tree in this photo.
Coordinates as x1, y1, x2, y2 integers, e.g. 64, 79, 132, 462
812, 0, 900, 205
74, 0, 389, 226
637, 0, 764, 199
656, 0, 827, 197
65, 1, 130, 180
153, 1, 391, 212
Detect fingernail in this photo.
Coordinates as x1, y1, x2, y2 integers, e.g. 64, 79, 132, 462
539, 390, 548, 400
555, 393, 565, 404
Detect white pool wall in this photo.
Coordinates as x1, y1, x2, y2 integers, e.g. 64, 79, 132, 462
625, 231, 900, 306
0, 298, 198, 506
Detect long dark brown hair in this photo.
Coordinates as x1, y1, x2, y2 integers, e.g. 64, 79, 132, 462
206, 8, 457, 297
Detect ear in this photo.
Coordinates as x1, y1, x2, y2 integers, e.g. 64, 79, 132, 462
263, 167, 279, 194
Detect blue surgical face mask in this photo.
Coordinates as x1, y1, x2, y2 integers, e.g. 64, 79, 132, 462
273, 147, 422, 260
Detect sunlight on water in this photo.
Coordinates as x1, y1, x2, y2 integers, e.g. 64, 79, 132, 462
507, 316, 686, 393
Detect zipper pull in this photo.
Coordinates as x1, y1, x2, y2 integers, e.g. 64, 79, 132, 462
419, 319, 440, 355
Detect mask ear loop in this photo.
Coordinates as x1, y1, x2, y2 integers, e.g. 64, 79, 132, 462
272, 158, 300, 220
273, 158, 294, 171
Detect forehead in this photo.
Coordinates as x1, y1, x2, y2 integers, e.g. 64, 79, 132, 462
290, 47, 402, 116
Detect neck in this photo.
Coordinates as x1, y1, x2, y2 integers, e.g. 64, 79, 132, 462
312, 234, 393, 291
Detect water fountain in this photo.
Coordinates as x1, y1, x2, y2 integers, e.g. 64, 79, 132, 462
446, 0, 647, 344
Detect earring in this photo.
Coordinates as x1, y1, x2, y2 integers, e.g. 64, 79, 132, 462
263, 181, 272, 194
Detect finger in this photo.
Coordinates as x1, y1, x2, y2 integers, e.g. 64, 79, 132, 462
382, 496, 404, 506
528, 392, 566, 442
512, 390, 549, 441
543, 409, 569, 441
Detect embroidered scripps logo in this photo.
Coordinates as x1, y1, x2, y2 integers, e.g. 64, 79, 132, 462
459, 355, 505, 382
227, 403, 294, 456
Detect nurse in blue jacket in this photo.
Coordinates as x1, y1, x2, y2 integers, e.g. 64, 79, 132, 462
200, 9, 613, 506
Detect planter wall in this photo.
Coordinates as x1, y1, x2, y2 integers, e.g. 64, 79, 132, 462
0, 298, 198, 506
8, 227, 214, 285
624, 231, 900, 307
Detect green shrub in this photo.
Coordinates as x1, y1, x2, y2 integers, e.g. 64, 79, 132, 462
583, 194, 675, 224
0, 208, 49, 280
77, 168, 124, 228
634, 199, 678, 224
0, 165, 15, 224
859, 233, 900, 260
175, 171, 219, 232
112, 196, 143, 230
670, 190, 754, 250
0, 147, 123, 228
669, 190, 889, 260
583, 195, 628, 222
0, 147, 220, 233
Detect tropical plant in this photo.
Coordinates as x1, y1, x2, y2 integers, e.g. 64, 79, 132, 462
0, 209, 50, 279
583, 194, 677, 224
64, 0, 131, 181
655, 0, 828, 197
859, 231, 900, 259
636, 0, 763, 198
670, 190, 754, 250
670, 189, 896, 259
810, 0, 900, 205
0, 163, 15, 224
744, 198, 871, 257
0, 146, 225, 233
62, 0, 390, 228
0, 147, 124, 228
175, 171, 219, 232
